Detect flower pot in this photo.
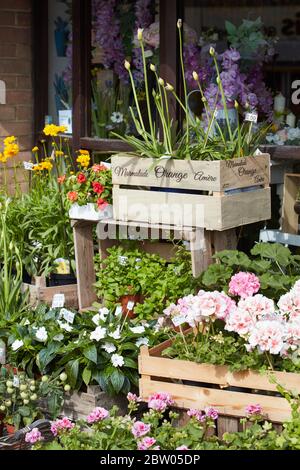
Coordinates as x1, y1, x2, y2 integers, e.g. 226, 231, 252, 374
294, 200, 300, 215
119, 294, 143, 319
69, 203, 113, 221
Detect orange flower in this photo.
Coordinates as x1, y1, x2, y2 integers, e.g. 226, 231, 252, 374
58, 175, 66, 184
92, 164, 107, 173
67, 191, 78, 202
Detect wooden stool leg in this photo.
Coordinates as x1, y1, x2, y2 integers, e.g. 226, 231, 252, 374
73, 221, 97, 311
213, 229, 237, 254
187, 229, 213, 277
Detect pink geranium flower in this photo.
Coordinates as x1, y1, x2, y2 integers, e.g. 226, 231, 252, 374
148, 392, 174, 412
248, 320, 285, 355
132, 421, 151, 438
137, 437, 156, 450
176, 445, 189, 450
51, 417, 74, 436
229, 272, 260, 298
245, 404, 262, 416
25, 428, 43, 444
86, 407, 109, 424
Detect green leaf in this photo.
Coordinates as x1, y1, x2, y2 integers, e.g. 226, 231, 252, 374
251, 243, 291, 267
123, 357, 138, 369
82, 366, 92, 386
66, 359, 79, 389
18, 406, 31, 417
83, 344, 98, 364
110, 369, 125, 393
225, 20, 237, 36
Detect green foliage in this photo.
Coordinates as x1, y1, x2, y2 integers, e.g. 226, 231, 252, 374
201, 243, 300, 300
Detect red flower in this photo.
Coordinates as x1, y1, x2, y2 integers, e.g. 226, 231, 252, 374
57, 175, 66, 184
97, 198, 108, 210
92, 164, 107, 173
92, 182, 104, 194
67, 191, 78, 202
77, 173, 87, 184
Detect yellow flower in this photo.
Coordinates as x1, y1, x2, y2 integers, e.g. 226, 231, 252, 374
41, 160, 53, 171
58, 125, 67, 134
78, 149, 90, 156
32, 146, 39, 152
0, 153, 8, 163
3, 143, 19, 158
77, 154, 90, 168
43, 124, 66, 137
33, 164, 42, 171
4, 136, 16, 146
55, 150, 64, 157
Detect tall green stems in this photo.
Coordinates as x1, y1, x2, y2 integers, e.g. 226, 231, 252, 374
177, 20, 190, 158
211, 49, 233, 141
124, 61, 148, 141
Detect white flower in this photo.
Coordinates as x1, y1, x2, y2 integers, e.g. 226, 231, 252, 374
90, 326, 107, 342
12, 340, 24, 351
99, 307, 109, 321
92, 314, 101, 326
111, 112, 124, 124
53, 334, 64, 342
24, 319, 30, 326
135, 337, 149, 348
102, 343, 116, 353
57, 320, 73, 332
35, 327, 48, 342
23, 161, 34, 170
111, 354, 124, 368
109, 327, 121, 340
130, 326, 145, 334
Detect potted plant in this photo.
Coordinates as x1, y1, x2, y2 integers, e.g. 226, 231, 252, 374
66, 156, 113, 221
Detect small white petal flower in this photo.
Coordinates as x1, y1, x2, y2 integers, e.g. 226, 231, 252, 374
24, 319, 30, 326
109, 327, 121, 340
12, 340, 24, 351
92, 314, 101, 326
102, 343, 117, 353
111, 354, 124, 368
130, 326, 145, 334
135, 337, 149, 348
90, 326, 107, 342
111, 112, 124, 124
99, 307, 109, 321
57, 320, 73, 332
53, 334, 64, 342
35, 327, 48, 342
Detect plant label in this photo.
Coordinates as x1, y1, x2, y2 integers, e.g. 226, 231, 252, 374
13, 376, 20, 388
127, 301, 135, 310
52, 294, 65, 308
61, 308, 75, 324
172, 315, 186, 327
244, 112, 258, 123
118, 256, 128, 265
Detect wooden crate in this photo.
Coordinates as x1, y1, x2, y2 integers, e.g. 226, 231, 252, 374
138, 339, 300, 424
22, 277, 78, 309
111, 154, 271, 231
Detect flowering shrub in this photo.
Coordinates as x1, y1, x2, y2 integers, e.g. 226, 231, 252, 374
32, 390, 300, 450
65, 160, 112, 211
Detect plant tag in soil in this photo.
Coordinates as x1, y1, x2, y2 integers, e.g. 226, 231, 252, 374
52, 294, 65, 308
127, 301, 135, 310
61, 308, 76, 324
115, 306, 123, 316
244, 112, 258, 123
172, 315, 186, 327
13, 376, 20, 388
118, 256, 128, 265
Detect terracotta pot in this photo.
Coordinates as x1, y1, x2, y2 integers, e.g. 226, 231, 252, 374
294, 200, 300, 215
119, 294, 143, 319
5, 423, 15, 435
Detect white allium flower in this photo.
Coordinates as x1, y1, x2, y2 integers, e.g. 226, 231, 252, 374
58, 320, 73, 332
35, 327, 48, 342
135, 337, 149, 348
90, 326, 107, 342
109, 327, 121, 340
111, 354, 124, 368
12, 340, 24, 351
130, 326, 145, 334
102, 343, 116, 353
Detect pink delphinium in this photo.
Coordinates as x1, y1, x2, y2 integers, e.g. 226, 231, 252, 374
248, 319, 285, 355
132, 421, 151, 438
229, 272, 260, 298
148, 392, 174, 412
86, 407, 109, 424
245, 404, 263, 416
137, 437, 157, 450
25, 428, 43, 444
51, 417, 75, 436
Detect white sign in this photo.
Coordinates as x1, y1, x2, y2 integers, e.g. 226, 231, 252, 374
172, 315, 186, 327
245, 112, 258, 123
61, 308, 76, 324
115, 306, 123, 316
13, 376, 20, 388
127, 301, 135, 310
59, 109, 72, 134
52, 294, 65, 308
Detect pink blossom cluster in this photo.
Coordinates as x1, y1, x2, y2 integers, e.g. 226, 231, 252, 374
86, 407, 109, 424
229, 272, 260, 298
248, 320, 286, 354
127, 392, 140, 403
187, 407, 219, 422
278, 287, 300, 322
51, 417, 75, 436
137, 436, 157, 450
164, 291, 236, 328
25, 428, 43, 444
245, 404, 263, 416
132, 421, 151, 438
148, 392, 174, 412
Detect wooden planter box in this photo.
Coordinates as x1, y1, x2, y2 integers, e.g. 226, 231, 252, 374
112, 154, 271, 230
139, 338, 300, 424
21, 277, 78, 309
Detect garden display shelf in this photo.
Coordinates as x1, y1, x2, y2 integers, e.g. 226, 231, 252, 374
21, 276, 78, 309
138, 337, 300, 426
111, 154, 271, 231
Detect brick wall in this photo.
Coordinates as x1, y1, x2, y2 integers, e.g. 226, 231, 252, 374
0, 0, 33, 161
